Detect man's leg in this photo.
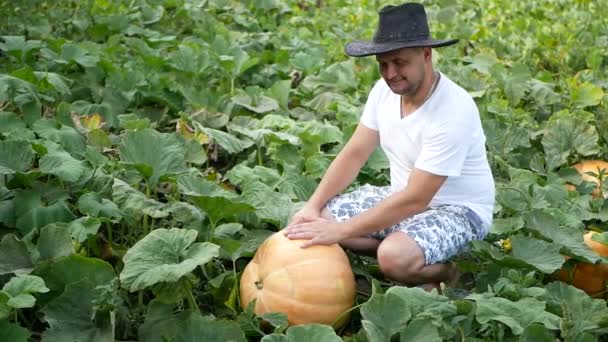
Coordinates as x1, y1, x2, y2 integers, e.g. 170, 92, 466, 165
375, 231, 459, 287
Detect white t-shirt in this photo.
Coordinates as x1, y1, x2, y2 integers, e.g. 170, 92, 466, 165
360, 72, 495, 231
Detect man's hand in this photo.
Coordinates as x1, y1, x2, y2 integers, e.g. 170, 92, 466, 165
288, 204, 323, 226
283, 219, 348, 248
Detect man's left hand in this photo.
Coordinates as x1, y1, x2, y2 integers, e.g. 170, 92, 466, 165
283, 219, 348, 248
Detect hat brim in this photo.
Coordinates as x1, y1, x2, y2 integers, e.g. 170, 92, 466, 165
344, 38, 459, 57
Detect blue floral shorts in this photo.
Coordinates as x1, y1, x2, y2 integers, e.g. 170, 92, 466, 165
326, 184, 486, 265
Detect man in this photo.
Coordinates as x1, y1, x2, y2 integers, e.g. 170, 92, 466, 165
283, 2, 495, 291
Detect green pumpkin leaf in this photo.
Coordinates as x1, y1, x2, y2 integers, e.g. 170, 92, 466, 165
571, 81, 604, 109
0, 321, 30, 342
118, 129, 187, 186
545, 281, 608, 339
399, 319, 442, 342
119, 228, 219, 291
3, 274, 49, 308
0, 140, 35, 174
37, 224, 75, 261
77, 192, 123, 220
542, 117, 599, 170
471, 296, 560, 335
139, 300, 247, 342
0, 234, 34, 275
112, 179, 168, 219
193, 122, 254, 155
41, 280, 114, 342
177, 174, 254, 225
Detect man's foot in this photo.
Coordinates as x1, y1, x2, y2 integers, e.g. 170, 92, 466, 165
418, 262, 460, 294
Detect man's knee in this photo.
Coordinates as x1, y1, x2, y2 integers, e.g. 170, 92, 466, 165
376, 233, 426, 283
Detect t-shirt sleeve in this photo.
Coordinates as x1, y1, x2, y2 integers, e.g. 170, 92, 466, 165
359, 80, 383, 131
414, 112, 475, 177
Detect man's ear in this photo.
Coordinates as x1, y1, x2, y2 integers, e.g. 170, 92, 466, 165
423, 47, 433, 61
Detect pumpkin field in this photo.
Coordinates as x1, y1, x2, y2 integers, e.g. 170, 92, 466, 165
1, 0, 608, 340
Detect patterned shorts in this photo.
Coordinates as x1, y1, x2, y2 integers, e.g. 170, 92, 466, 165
326, 184, 486, 265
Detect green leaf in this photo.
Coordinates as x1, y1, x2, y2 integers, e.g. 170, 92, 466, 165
0, 140, 34, 174
490, 216, 525, 235
510, 235, 564, 274
118, 129, 188, 186
37, 224, 75, 261
232, 91, 280, 113
524, 210, 599, 263
68, 217, 102, 243
471, 296, 560, 335
0, 111, 27, 133
545, 281, 608, 339
360, 290, 413, 340
59, 43, 99, 68
32, 119, 86, 157
542, 117, 599, 170
112, 178, 169, 219
571, 82, 604, 109
193, 123, 254, 154
177, 174, 254, 225
3, 274, 49, 308
78, 192, 123, 220
119, 228, 219, 291
32, 254, 116, 301
139, 300, 247, 342
284, 324, 342, 342
267, 80, 292, 110
16, 200, 76, 235
399, 319, 442, 342
519, 324, 558, 342
39, 146, 89, 183
41, 280, 114, 342
0, 234, 34, 275
0, 321, 30, 342
240, 181, 294, 227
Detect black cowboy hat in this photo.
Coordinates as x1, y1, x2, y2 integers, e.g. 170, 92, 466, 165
345, 2, 458, 57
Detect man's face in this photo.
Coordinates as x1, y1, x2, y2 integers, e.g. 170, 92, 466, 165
376, 47, 429, 96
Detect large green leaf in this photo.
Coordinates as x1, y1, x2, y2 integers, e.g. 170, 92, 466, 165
118, 129, 187, 186
524, 209, 599, 263
510, 235, 564, 274
0, 234, 34, 275
177, 174, 254, 225
193, 122, 254, 155
240, 181, 294, 227
261, 324, 342, 342
16, 200, 76, 235
38, 143, 89, 183
544, 281, 608, 340
32, 119, 86, 157
139, 300, 247, 342
360, 290, 413, 341
2, 274, 49, 309
32, 254, 117, 303
41, 280, 114, 342
542, 117, 599, 170
37, 224, 75, 261
77, 192, 123, 220
0, 140, 34, 174
112, 178, 168, 219
119, 228, 219, 291
399, 319, 442, 342
471, 296, 560, 335
0, 321, 30, 342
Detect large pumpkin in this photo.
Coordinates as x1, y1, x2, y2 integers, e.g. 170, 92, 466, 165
555, 231, 608, 297
565, 160, 608, 198
239, 232, 356, 328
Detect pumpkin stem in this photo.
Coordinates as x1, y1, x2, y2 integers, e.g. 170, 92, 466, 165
255, 280, 263, 290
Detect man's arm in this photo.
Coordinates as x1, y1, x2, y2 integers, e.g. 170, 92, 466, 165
306, 123, 380, 210
342, 168, 446, 237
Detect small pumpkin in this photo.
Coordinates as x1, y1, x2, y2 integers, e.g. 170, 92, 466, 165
565, 160, 608, 199
555, 231, 608, 297
239, 232, 356, 328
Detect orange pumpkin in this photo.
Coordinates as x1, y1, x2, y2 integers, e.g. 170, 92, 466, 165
555, 231, 608, 297
565, 160, 608, 198
239, 232, 356, 328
